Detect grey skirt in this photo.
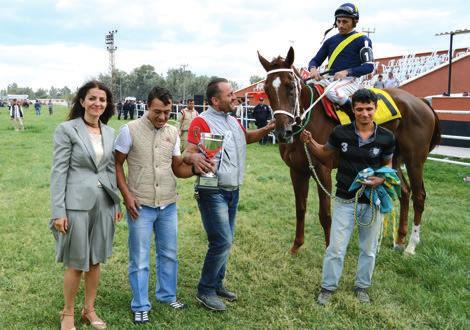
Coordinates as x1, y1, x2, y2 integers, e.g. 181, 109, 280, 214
49, 188, 115, 271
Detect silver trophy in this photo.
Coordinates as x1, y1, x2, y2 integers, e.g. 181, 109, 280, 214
196, 132, 224, 189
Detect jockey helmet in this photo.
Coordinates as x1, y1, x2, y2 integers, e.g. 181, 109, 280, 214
335, 3, 359, 21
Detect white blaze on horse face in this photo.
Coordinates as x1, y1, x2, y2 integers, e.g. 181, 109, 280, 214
272, 77, 282, 104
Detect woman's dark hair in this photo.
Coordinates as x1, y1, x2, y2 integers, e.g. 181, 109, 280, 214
67, 80, 115, 124
352, 88, 378, 107
147, 86, 172, 106
206, 77, 228, 106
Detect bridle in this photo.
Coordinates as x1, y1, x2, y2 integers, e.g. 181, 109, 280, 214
265, 67, 330, 135
264, 68, 303, 121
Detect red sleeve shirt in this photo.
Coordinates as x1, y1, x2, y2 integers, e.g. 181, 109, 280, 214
187, 117, 211, 145
234, 116, 247, 133
187, 115, 246, 145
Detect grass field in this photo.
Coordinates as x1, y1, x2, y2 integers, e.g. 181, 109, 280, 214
0, 106, 469, 329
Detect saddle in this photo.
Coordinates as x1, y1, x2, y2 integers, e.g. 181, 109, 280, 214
312, 85, 402, 125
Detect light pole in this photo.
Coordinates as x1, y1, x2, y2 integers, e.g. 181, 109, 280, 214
180, 64, 188, 102
362, 27, 375, 38
435, 28, 470, 96
119, 75, 122, 101
105, 30, 118, 99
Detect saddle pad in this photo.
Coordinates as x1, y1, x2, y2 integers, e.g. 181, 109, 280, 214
313, 84, 339, 122
336, 88, 402, 125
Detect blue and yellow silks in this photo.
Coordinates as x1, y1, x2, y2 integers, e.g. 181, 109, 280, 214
348, 167, 401, 243
348, 167, 401, 214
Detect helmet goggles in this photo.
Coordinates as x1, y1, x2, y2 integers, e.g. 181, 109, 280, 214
335, 3, 359, 20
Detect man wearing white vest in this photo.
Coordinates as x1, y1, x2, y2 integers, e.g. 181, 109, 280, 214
115, 86, 195, 324
183, 77, 275, 311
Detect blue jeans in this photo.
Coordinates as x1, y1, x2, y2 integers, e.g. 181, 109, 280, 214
127, 203, 178, 312
321, 199, 383, 291
197, 188, 239, 296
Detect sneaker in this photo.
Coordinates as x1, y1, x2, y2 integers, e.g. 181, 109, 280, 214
317, 288, 333, 306
354, 287, 370, 303
196, 294, 226, 311
216, 287, 238, 302
167, 300, 187, 310
133, 311, 149, 324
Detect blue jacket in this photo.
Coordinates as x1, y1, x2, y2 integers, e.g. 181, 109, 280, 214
308, 31, 374, 77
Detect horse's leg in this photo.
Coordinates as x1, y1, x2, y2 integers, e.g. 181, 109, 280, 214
403, 160, 427, 255
315, 164, 332, 247
289, 167, 310, 255
395, 164, 410, 251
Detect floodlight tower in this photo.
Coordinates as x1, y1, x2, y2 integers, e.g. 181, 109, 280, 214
180, 64, 188, 102
362, 27, 375, 38
105, 30, 118, 99
436, 28, 470, 96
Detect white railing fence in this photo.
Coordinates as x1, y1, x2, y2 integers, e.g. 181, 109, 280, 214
428, 110, 470, 166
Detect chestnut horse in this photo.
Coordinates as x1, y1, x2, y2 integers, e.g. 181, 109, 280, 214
258, 47, 441, 255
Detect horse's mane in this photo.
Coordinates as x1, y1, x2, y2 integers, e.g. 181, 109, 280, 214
269, 56, 287, 68
267, 56, 304, 81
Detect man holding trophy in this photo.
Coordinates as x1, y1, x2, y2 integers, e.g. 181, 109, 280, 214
184, 77, 274, 311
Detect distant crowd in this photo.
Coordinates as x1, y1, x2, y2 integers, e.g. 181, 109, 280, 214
1, 98, 54, 131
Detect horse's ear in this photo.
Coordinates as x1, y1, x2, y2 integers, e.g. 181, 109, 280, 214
285, 47, 295, 67
258, 51, 271, 72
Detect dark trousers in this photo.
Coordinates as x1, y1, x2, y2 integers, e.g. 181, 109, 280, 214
256, 122, 268, 144
197, 188, 239, 295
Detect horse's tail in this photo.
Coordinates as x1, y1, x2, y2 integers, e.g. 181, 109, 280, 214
421, 98, 441, 152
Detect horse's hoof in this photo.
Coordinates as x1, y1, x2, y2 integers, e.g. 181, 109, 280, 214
393, 243, 405, 252
404, 246, 416, 256
290, 246, 300, 256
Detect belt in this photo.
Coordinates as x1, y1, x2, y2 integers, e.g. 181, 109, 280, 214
220, 186, 239, 191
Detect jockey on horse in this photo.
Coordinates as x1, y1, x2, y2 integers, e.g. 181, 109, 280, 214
308, 3, 374, 118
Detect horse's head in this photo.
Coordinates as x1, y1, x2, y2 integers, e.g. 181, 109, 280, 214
258, 47, 301, 144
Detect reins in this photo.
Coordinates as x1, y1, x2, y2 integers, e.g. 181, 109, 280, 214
265, 68, 340, 136
264, 68, 317, 136
265, 67, 376, 226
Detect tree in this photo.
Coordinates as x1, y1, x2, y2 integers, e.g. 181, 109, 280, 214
49, 86, 60, 98
7, 83, 34, 98
34, 88, 49, 99
249, 75, 264, 84
127, 65, 165, 100
230, 80, 240, 91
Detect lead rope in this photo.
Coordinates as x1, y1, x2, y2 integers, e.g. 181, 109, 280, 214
303, 143, 377, 227
292, 84, 314, 136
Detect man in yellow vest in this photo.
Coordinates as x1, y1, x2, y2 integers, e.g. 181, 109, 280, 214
177, 99, 199, 152
308, 3, 374, 115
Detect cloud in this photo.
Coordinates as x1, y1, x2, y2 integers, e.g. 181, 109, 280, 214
0, 43, 106, 89
1, 0, 470, 90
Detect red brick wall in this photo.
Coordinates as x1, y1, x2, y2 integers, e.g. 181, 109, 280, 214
431, 96, 470, 122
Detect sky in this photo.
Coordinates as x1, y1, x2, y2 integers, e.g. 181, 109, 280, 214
1, 0, 469, 91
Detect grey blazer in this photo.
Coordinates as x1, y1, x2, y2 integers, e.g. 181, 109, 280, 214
50, 117, 120, 219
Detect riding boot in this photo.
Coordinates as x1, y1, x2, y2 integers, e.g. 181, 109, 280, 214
341, 99, 355, 122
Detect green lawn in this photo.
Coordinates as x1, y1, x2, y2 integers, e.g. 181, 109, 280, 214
0, 106, 469, 329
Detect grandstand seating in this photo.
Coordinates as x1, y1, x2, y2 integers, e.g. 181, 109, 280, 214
362, 48, 470, 88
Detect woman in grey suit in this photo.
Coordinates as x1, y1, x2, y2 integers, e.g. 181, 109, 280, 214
50, 81, 121, 330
